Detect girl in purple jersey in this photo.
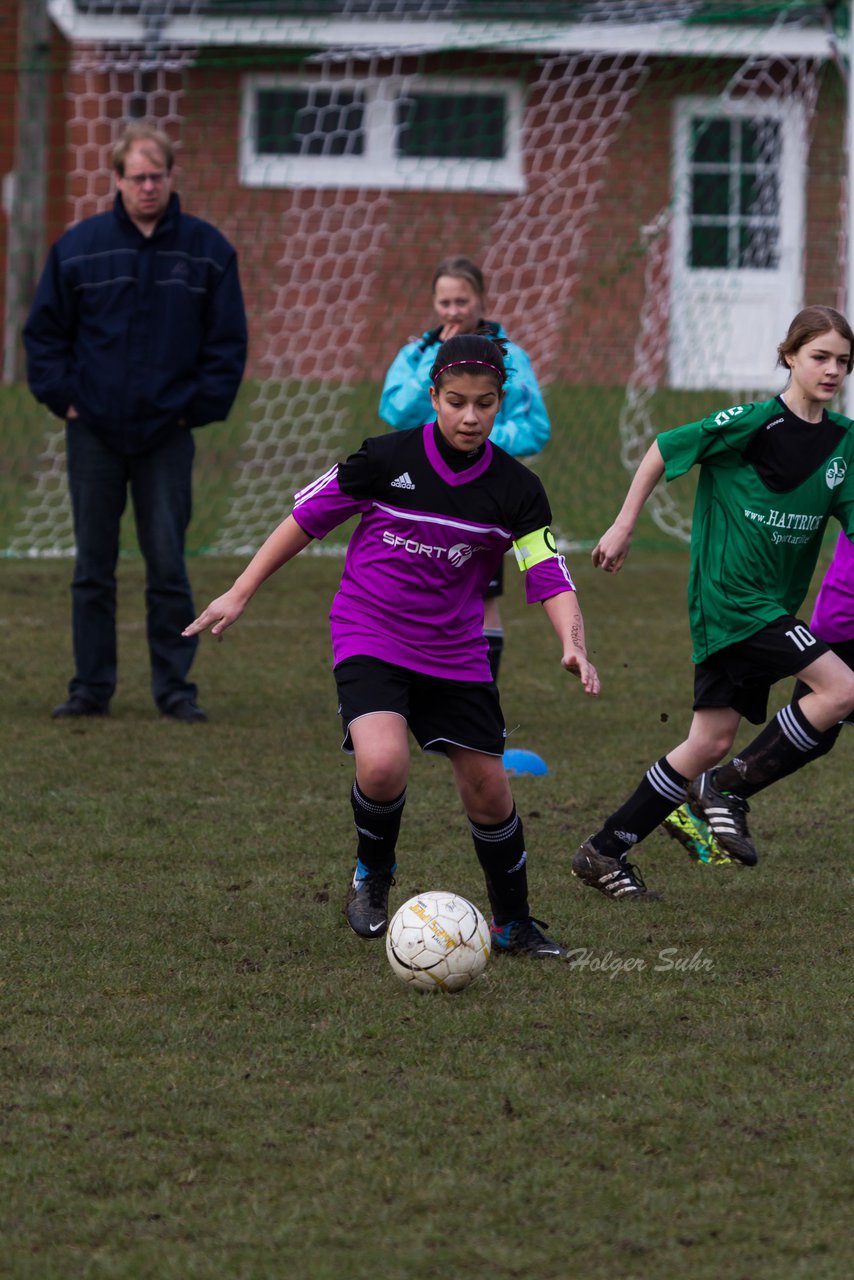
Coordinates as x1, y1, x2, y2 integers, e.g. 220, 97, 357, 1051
185, 333, 599, 959
379, 255, 552, 680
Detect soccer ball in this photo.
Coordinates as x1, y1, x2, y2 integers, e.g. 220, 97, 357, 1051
385, 891, 491, 993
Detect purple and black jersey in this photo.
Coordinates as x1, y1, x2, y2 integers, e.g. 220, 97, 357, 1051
811, 530, 854, 644
293, 423, 575, 681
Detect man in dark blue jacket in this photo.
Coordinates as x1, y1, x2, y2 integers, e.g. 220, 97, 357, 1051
24, 123, 248, 722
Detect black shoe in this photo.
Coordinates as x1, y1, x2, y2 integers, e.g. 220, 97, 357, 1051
571, 838, 662, 900
344, 864, 395, 938
51, 696, 108, 719
687, 771, 757, 865
490, 916, 565, 958
162, 700, 208, 724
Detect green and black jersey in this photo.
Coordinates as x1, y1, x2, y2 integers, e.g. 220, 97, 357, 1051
658, 397, 854, 664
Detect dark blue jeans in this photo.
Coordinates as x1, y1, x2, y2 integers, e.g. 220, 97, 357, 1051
66, 419, 198, 711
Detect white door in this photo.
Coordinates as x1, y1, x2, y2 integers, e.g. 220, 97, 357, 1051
670, 97, 806, 391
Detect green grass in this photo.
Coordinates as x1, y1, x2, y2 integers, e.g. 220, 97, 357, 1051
0, 548, 851, 1278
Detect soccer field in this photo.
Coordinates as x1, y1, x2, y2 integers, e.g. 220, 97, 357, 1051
0, 548, 850, 1279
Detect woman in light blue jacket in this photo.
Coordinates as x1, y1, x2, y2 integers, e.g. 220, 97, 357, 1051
379, 256, 551, 679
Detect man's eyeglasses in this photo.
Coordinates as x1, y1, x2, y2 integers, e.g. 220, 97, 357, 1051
123, 172, 169, 187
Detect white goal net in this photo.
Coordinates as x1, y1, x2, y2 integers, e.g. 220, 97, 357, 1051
1, 2, 846, 557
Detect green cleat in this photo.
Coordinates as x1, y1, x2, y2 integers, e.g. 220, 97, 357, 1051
661, 802, 732, 866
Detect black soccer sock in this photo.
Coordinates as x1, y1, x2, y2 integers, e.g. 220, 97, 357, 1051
715, 725, 841, 799
713, 699, 825, 797
595, 756, 689, 857
469, 805, 529, 926
351, 782, 406, 871
485, 629, 504, 682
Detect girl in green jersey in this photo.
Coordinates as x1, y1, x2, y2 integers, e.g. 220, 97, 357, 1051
572, 305, 854, 901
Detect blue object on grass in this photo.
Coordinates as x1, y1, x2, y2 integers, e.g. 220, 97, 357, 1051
503, 748, 549, 776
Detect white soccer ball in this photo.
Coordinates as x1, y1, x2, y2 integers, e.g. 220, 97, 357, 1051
385, 890, 491, 993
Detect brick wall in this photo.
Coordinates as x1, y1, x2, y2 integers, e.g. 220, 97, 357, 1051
17, 39, 850, 390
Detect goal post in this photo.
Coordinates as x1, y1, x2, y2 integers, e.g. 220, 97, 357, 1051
0, 2, 849, 557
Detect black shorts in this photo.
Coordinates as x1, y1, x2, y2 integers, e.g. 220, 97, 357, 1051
335, 656, 506, 757
694, 615, 832, 724
484, 556, 505, 601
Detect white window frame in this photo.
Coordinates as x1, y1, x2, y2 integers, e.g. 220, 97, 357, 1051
672, 96, 796, 274
669, 94, 806, 390
239, 73, 525, 192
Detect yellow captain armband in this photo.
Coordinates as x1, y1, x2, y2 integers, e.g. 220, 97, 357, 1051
513, 525, 558, 571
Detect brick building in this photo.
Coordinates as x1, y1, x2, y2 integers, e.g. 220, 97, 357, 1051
2, 2, 850, 393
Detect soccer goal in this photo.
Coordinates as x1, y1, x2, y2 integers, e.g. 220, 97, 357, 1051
1, 1, 849, 557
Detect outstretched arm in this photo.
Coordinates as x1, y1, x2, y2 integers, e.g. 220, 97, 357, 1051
183, 514, 312, 637
592, 439, 664, 573
541, 592, 600, 696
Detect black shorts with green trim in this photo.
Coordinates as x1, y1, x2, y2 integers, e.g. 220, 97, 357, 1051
693, 615, 832, 725
334, 656, 506, 756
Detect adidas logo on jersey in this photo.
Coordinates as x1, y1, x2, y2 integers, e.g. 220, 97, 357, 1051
391, 471, 416, 490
